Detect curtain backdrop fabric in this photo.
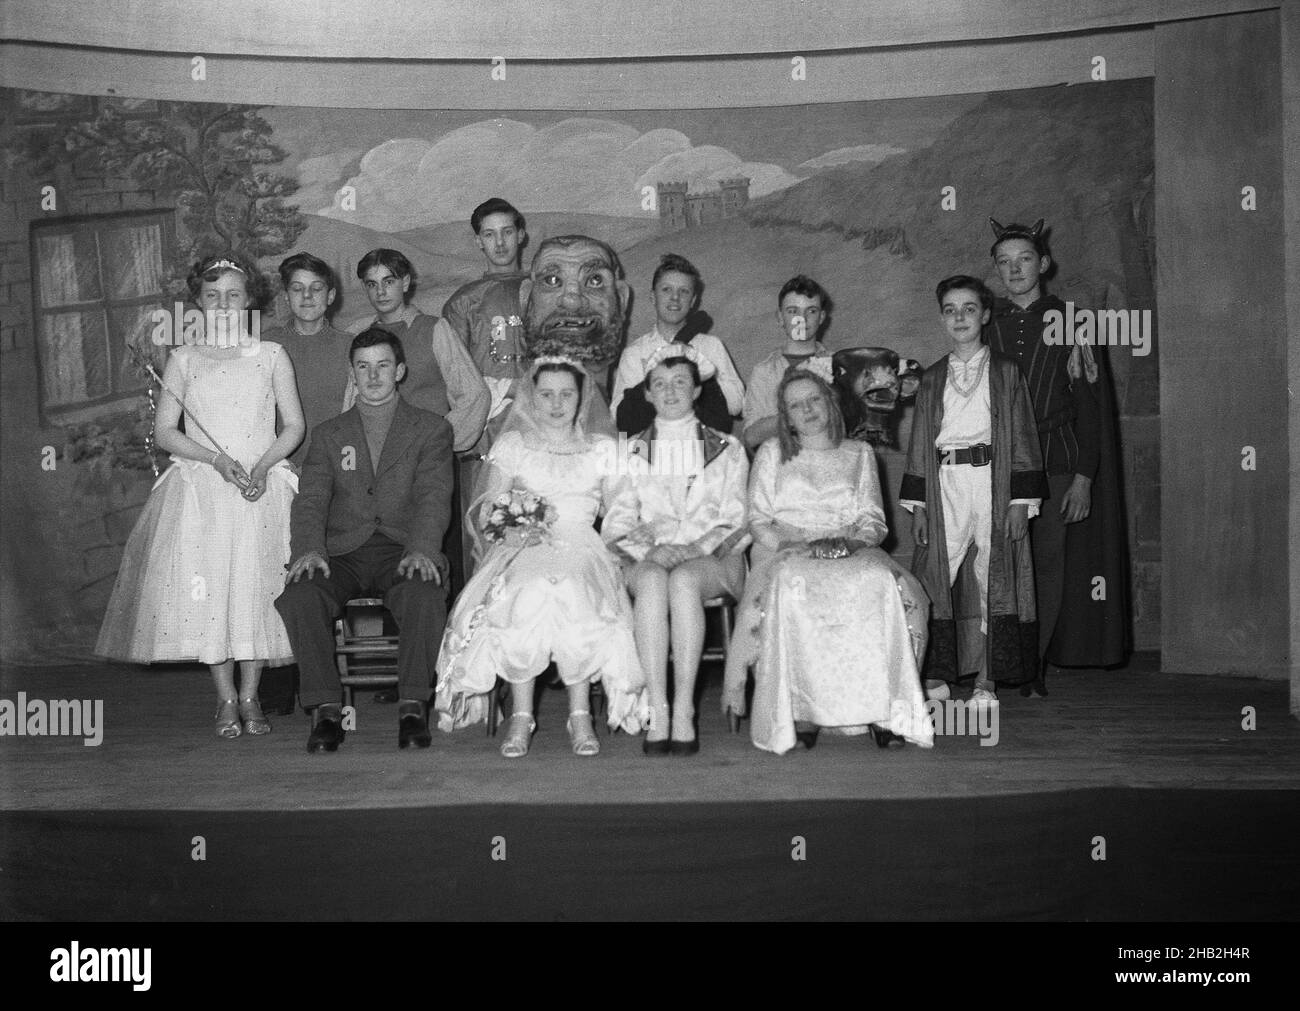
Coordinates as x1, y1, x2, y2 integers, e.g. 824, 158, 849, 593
35, 233, 89, 405
1, 32, 1155, 110
0, 0, 1268, 59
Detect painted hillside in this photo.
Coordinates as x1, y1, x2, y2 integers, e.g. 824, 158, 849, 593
618, 79, 1155, 379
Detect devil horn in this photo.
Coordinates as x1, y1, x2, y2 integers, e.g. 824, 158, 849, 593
989, 217, 1005, 237
1030, 218, 1044, 236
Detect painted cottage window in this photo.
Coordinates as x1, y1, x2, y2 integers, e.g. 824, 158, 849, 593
31, 211, 172, 422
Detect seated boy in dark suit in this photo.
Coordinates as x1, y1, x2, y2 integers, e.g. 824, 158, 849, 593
275, 329, 455, 752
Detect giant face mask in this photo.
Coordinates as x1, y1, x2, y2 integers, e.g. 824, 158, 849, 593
522, 235, 629, 374
831, 347, 922, 448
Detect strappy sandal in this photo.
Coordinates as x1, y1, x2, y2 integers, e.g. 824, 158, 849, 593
500, 712, 536, 759
215, 699, 242, 740
238, 697, 271, 736
566, 709, 600, 757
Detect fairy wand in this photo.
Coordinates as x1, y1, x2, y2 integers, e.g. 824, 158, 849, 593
125, 341, 249, 488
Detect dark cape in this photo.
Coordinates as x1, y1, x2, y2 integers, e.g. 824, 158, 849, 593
900, 353, 1048, 685
1048, 344, 1131, 667
985, 296, 1132, 668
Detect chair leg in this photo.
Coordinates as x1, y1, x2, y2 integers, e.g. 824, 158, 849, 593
487, 678, 499, 737
722, 601, 741, 732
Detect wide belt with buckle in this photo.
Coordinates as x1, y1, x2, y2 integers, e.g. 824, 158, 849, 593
937, 444, 992, 466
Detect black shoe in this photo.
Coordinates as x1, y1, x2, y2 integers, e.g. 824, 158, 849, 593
870, 724, 905, 749
642, 737, 672, 756
795, 728, 819, 750
398, 711, 432, 749
669, 737, 699, 756
307, 714, 345, 754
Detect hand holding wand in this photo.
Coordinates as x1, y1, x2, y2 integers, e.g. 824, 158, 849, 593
126, 342, 250, 490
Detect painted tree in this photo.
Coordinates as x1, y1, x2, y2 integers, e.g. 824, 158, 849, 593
17, 100, 305, 285
15, 98, 307, 474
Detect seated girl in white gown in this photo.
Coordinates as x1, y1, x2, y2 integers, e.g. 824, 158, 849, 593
602, 347, 750, 756
434, 357, 645, 757
721, 370, 933, 754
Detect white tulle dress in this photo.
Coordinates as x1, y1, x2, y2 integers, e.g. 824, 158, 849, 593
94, 343, 297, 665
434, 429, 646, 732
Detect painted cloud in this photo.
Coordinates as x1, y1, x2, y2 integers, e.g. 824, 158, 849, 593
312, 117, 804, 231
798, 143, 907, 170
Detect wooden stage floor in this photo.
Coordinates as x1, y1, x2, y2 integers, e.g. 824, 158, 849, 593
4, 652, 1298, 921
2, 653, 1296, 812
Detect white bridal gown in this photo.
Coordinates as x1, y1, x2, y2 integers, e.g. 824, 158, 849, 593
434, 430, 646, 732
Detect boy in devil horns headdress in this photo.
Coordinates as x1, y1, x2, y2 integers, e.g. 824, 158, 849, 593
984, 218, 1131, 695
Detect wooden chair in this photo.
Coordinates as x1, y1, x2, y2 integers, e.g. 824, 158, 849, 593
704, 594, 744, 733
665, 593, 741, 732
700, 594, 735, 664
333, 598, 399, 708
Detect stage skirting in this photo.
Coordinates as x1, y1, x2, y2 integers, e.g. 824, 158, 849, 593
3, 788, 1297, 920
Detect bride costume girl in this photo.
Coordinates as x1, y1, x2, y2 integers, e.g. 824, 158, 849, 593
434, 356, 647, 756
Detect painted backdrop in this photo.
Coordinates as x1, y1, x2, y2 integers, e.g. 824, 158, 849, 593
0, 79, 1156, 660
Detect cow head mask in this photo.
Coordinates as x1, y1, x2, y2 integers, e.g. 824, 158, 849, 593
831, 347, 922, 448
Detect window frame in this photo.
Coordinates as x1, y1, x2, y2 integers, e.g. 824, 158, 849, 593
29, 208, 177, 426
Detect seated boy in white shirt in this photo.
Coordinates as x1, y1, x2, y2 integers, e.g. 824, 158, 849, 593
610, 253, 744, 434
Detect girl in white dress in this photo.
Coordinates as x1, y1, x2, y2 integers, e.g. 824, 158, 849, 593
95, 254, 305, 739
434, 357, 645, 757
722, 370, 933, 754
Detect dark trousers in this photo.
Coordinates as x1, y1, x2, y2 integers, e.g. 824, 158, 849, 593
457, 453, 483, 583
444, 456, 468, 599
274, 534, 447, 709
1031, 473, 1072, 660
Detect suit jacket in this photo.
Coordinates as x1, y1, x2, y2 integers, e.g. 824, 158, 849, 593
290, 397, 455, 563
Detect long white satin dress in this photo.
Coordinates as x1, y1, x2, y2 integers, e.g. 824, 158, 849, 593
724, 439, 933, 754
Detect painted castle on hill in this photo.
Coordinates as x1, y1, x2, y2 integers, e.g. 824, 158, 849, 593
656, 177, 750, 230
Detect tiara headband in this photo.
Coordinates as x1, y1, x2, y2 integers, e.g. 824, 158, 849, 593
534, 354, 585, 370
204, 258, 247, 275
642, 342, 717, 382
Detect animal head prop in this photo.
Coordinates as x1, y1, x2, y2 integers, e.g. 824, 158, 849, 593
831, 347, 922, 448
520, 235, 630, 396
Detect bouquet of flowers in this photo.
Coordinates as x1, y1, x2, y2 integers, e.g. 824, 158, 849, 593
483, 488, 556, 545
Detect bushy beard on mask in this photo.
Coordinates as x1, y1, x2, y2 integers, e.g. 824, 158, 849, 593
524, 315, 624, 366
